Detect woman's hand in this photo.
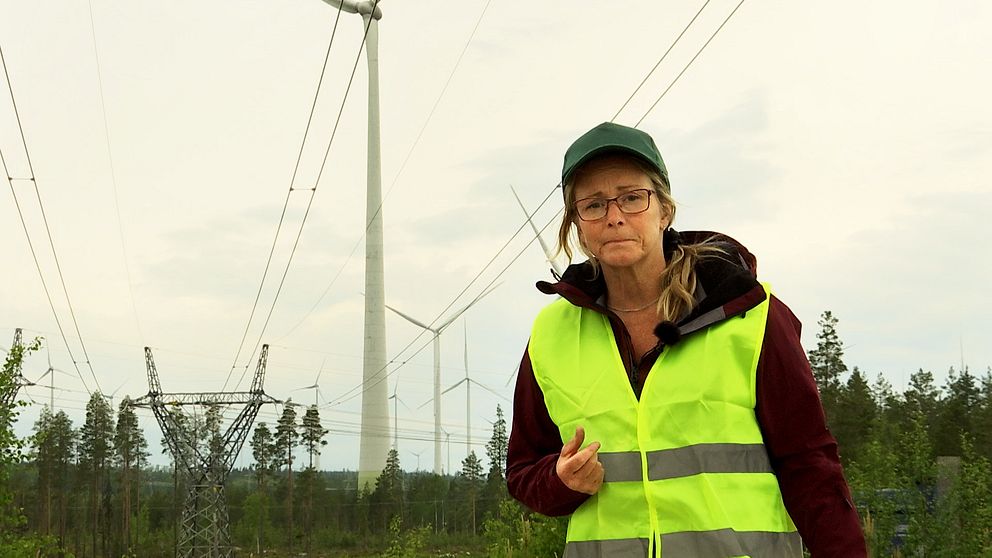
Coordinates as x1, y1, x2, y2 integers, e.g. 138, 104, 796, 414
556, 426, 604, 495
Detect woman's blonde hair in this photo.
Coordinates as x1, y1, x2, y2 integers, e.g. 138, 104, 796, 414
555, 155, 724, 323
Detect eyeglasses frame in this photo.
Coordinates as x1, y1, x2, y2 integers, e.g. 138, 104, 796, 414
572, 188, 655, 222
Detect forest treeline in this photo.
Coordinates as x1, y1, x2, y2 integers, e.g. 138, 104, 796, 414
2, 311, 992, 557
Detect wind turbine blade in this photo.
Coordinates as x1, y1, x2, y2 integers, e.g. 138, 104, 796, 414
470, 378, 510, 402
416, 397, 433, 411
314, 358, 326, 384
438, 283, 500, 330
293, 384, 319, 391
111, 381, 127, 397
442, 378, 467, 395
505, 365, 519, 388
511, 184, 563, 275
385, 303, 433, 331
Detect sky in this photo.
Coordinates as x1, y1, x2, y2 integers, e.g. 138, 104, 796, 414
1, 0, 990, 474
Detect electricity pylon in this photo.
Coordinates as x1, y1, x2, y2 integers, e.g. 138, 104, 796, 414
133, 345, 277, 558
1, 328, 34, 407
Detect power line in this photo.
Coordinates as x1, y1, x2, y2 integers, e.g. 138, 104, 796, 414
87, 0, 144, 344
326, 184, 562, 408
635, 0, 748, 126
612, 0, 713, 122
279, 0, 495, 339
1, 42, 100, 394
223, 1, 347, 391
229, 0, 384, 394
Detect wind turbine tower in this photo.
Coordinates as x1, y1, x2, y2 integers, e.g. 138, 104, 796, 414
316, 0, 388, 489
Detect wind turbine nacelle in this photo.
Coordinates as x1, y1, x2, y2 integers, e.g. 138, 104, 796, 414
319, 0, 383, 20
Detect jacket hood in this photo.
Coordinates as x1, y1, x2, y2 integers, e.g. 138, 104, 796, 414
536, 230, 767, 344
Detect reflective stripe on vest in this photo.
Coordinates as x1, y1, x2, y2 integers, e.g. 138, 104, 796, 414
529, 284, 801, 557
564, 538, 650, 558
600, 443, 774, 483
563, 531, 802, 558
662, 529, 803, 557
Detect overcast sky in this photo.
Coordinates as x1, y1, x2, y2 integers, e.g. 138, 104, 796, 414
2, 0, 990, 473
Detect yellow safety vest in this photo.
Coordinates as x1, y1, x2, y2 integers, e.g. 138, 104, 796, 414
529, 286, 801, 558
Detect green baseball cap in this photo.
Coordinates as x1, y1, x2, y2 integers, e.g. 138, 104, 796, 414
561, 122, 668, 189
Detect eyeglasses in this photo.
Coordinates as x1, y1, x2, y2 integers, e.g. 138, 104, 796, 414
573, 189, 654, 221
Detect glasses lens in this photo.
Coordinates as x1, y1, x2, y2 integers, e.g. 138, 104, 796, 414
577, 199, 607, 220
575, 190, 651, 220
618, 190, 650, 213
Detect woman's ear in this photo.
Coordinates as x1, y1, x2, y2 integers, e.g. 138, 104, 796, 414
660, 203, 674, 229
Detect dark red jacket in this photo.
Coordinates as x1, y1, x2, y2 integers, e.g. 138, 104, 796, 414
506, 231, 867, 557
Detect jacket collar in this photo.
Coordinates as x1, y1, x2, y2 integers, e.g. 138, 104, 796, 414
536, 230, 767, 342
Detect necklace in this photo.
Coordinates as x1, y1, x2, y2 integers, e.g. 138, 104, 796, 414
606, 295, 661, 313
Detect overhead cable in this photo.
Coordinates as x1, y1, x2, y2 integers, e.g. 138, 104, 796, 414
1, 42, 100, 394
280, 0, 495, 338
635, 0, 748, 126
223, 1, 347, 391
87, 0, 145, 343
612, 0, 713, 122
326, 184, 562, 407
231, 0, 385, 394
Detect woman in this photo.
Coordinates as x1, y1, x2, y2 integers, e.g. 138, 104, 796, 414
506, 122, 866, 557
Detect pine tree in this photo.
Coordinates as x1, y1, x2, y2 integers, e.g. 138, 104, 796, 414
903, 369, 940, 420
48, 410, 75, 553
807, 310, 848, 423
275, 403, 299, 551
300, 405, 328, 554
833, 367, 876, 463
251, 422, 276, 490
78, 391, 115, 558
250, 422, 276, 552
482, 405, 509, 520
114, 397, 148, 556
973, 369, 992, 460
459, 450, 484, 534
300, 405, 328, 471
934, 367, 980, 457
372, 448, 404, 531
485, 405, 508, 480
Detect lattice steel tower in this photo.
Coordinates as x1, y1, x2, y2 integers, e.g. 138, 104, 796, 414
133, 345, 277, 558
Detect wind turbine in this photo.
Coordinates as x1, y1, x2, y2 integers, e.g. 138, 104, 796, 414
441, 320, 509, 458
389, 284, 498, 475
293, 361, 329, 470
387, 378, 411, 452
33, 342, 77, 408
103, 380, 128, 410
440, 425, 452, 475
408, 448, 426, 472
510, 185, 565, 277
293, 359, 327, 408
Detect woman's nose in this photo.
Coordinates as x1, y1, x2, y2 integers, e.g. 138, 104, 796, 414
604, 200, 625, 223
